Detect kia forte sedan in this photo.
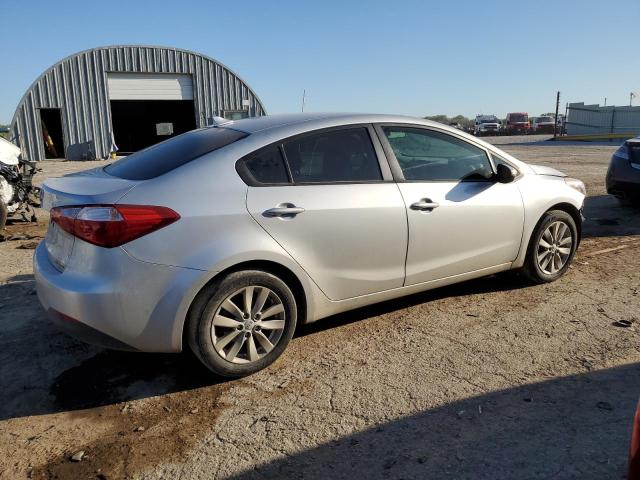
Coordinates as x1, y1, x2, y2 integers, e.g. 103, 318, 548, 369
35, 113, 586, 377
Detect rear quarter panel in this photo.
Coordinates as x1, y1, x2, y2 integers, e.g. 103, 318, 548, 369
116, 142, 326, 324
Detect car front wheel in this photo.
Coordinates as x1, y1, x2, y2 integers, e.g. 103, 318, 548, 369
187, 270, 297, 378
522, 210, 578, 283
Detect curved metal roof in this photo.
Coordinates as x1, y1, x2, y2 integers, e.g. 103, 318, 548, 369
10, 45, 266, 161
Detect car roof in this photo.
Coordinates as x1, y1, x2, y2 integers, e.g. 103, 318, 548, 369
219, 112, 439, 135
209, 112, 531, 173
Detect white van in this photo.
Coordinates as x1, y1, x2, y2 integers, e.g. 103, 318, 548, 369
474, 115, 501, 136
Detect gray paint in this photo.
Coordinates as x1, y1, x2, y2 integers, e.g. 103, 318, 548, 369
10, 45, 266, 161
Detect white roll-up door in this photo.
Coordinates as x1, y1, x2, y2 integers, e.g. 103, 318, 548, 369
107, 73, 194, 100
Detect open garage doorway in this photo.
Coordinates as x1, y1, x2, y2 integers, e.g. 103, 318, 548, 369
110, 100, 196, 153
39, 108, 65, 159
107, 73, 197, 154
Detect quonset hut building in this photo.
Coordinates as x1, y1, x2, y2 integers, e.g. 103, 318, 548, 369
10, 45, 266, 161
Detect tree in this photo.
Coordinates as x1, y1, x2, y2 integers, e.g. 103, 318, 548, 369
424, 114, 473, 129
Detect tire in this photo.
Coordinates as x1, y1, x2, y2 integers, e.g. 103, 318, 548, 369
0, 200, 7, 231
522, 210, 578, 284
186, 270, 297, 378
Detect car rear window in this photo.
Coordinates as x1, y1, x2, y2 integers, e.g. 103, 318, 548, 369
104, 127, 248, 180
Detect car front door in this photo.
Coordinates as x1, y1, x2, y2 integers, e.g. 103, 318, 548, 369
243, 126, 408, 301
376, 124, 524, 286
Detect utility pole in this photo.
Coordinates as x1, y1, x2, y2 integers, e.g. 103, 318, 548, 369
604, 97, 607, 106
553, 91, 561, 139
301, 89, 306, 112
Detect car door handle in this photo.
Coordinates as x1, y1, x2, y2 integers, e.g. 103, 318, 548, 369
410, 199, 440, 211
263, 205, 305, 217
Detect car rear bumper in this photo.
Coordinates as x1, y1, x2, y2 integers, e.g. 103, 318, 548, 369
34, 242, 205, 352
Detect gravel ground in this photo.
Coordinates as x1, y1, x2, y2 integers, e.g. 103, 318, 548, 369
0, 137, 639, 480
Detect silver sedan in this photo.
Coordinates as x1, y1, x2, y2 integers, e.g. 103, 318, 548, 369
34, 113, 586, 377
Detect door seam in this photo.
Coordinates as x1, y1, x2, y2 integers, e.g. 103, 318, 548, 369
243, 186, 332, 301
394, 183, 411, 287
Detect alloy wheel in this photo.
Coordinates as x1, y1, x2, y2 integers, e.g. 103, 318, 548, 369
211, 286, 286, 364
537, 220, 573, 275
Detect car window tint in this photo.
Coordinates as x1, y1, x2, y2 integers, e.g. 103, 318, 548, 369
243, 147, 289, 184
382, 127, 494, 182
105, 127, 248, 180
283, 128, 382, 183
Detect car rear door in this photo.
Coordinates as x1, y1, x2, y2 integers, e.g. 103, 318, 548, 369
243, 125, 408, 301
376, 124, 524, 285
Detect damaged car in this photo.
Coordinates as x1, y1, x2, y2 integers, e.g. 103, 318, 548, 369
34, 113, 586, 377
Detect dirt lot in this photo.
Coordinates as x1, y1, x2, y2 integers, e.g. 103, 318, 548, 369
0, 137, 639, 480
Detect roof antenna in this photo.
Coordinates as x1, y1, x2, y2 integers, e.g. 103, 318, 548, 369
301, 89, 306, 112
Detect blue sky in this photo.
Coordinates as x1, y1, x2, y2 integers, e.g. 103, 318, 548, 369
0, 0, 638, 123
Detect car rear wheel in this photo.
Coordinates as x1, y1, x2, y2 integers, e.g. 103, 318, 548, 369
187, 270, 297, 378
522, 210, 578, 284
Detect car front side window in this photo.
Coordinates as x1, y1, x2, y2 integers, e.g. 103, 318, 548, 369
382, 127, 494, 182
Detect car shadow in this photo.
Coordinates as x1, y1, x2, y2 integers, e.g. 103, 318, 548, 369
226, 363, 639, 480
582, 194, 640, 238
0, 274, 216, 421
298, 270, 528, 338
0, 269, 529, 421
444, 181, 492, 202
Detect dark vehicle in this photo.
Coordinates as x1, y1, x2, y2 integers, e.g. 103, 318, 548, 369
505, 112, 530, 135
606, 136, 640, 207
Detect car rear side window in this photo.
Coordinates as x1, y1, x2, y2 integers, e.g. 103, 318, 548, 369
283, 128, 382, 183
104, 127, 248, 180
241, 146, 290, 184
382, 127, 494, 182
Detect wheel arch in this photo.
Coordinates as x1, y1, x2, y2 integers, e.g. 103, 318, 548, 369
545, 202, 582, 244
181, 260, 308, 351
513, 199, 583, 270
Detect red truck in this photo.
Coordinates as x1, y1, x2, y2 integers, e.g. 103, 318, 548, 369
504, 112, 530, 135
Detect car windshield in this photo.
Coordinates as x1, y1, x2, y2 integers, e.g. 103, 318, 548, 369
510, 114, 527, 122
480, 119, 498, 124
537, 117, 553, 123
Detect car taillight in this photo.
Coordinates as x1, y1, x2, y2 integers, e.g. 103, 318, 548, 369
50, 204, 180, 248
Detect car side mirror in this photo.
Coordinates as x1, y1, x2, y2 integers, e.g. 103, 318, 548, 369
495, 163, 516, 183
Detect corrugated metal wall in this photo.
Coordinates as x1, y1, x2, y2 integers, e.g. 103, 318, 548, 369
566, 102, 640, 136
10, 45, 267, 161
